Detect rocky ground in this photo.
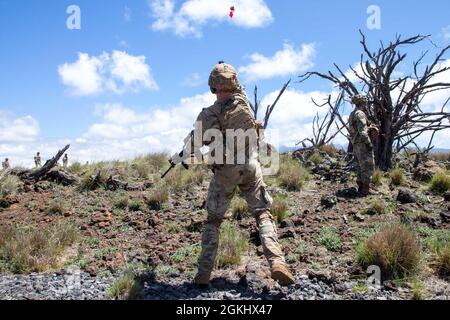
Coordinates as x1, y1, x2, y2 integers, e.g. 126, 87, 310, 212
0, 150, 449, 300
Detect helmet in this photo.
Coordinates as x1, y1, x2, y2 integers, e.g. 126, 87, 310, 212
208, 61, 240, 93
351, 94, 368, 107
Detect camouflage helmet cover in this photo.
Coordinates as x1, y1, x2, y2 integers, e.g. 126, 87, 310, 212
351, 94, 368, 107
208, 61, 240, 93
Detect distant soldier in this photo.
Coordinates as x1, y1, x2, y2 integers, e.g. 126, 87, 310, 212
34, 152, 42, 168
348, 94, 375, 196
63, 154, 69, 168
2, 158, 10, 170
170, 62, 295, 286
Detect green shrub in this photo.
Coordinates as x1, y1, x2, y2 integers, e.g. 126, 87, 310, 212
309, 153, 323, 166
429, 172, 450, 194
364, 199, 388, 215
217, 221, 248, 268
45, 199, 69, 216
146, 185, 169, 211
389, 168, 405, 186
0, 175, 21, 196
0, 223, 78, 273
278, 157, 310, 191
113, 193, 129, 210
128, 200, 141, 212
356, 223, 421, 279
108, 273, 144, 300
433, 244, 450, 277
171, 244, 201, 265
68, 162, 83, 174
318, 226, 342, 252
272, 193, 288, 223
371, 168, 384, 186
320, 144, 337, 157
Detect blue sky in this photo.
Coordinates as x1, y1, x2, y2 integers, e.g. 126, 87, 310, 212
0, 0, 449, 166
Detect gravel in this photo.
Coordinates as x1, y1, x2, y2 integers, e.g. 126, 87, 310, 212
0, 271, 416, 301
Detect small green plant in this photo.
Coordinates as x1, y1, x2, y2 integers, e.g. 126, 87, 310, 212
146, 185, 169, 211
356, 223, 421, 279
45, 199, 69, 216
154, 264, 177, 277
108, 273, 144, 300
429, 172, 450, 194
371, 168, 384, 186
68, 162, 83, 174
318, 226, 342, 252
433, 244, 450, 277
0, 175, 21, 196
389, 168, 405, 186
217, 221, 248, 268
165, 222, 182, 234
410, 279, 427, 300
171, 244, 201, 265
0, 222, 78, 273
272, 193, 288, 223
364, 199, 388, 215
128, 200, 141, 212
352, 283, 369, 294
230, 197, 248, 220
278, 157, 310, 191
113, 192, 129, 210
309, 152, 323, 166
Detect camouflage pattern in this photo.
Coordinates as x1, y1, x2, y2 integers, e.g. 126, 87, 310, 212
34, 153, 41, 168
208, 62, 241, 93
189, 87, 286, 282
2, 158, 9, 170
351, 94, 368, 107
196, 160, 285, 279
349, 109, 375, 185
63, 154, 69, 168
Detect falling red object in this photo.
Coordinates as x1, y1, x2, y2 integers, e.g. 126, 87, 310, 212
229, 5, 235, 18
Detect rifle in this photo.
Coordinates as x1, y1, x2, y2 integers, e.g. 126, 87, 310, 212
161, 150, 189, 179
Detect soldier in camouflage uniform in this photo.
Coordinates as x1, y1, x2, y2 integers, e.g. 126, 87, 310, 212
2, 158, 10, 170
348, 94, 375, 196
34, 152, 41, 168
171, 62, 294, 286
63, 154, 69, 168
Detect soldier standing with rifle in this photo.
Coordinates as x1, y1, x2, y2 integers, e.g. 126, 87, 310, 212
166, 62, 294, 287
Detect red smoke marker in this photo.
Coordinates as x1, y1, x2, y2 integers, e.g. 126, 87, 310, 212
229, 6, 235, 18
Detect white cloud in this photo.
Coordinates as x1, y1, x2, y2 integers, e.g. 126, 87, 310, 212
124, 6, 132, 22
260, 89, 336, 147
0, 111, 40, 142
239, 43, 316, 82
58, 51, 158, 96
149, 0, 273, 37
442, 25, 450, 40
181, 72, 204, 87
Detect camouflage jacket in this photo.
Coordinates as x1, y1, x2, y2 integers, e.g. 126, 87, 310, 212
348, 110, 372, 147
180, 92, 259, 166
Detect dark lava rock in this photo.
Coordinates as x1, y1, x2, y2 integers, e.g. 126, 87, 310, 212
397, 189, 419, 204
321, 195, 337, 209
440, 211, 450, 223
444, 191, 450, 202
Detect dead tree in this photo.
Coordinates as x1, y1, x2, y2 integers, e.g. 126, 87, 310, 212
249, 80, 291, 128
12, 145, 77, 185
299, 31, 450, 170
296, 90, 348, 149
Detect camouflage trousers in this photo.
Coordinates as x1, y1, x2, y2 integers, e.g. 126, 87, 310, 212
353, 142, 375, 185
197, 160, 286, 279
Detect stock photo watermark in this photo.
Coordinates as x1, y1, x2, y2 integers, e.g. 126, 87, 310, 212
66, 5, 81, 30
367, 5, 381, 30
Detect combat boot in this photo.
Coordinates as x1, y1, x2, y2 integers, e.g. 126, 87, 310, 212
271, 262, 295, 286
194, 272, 211, 286
358, 183, 371, 196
